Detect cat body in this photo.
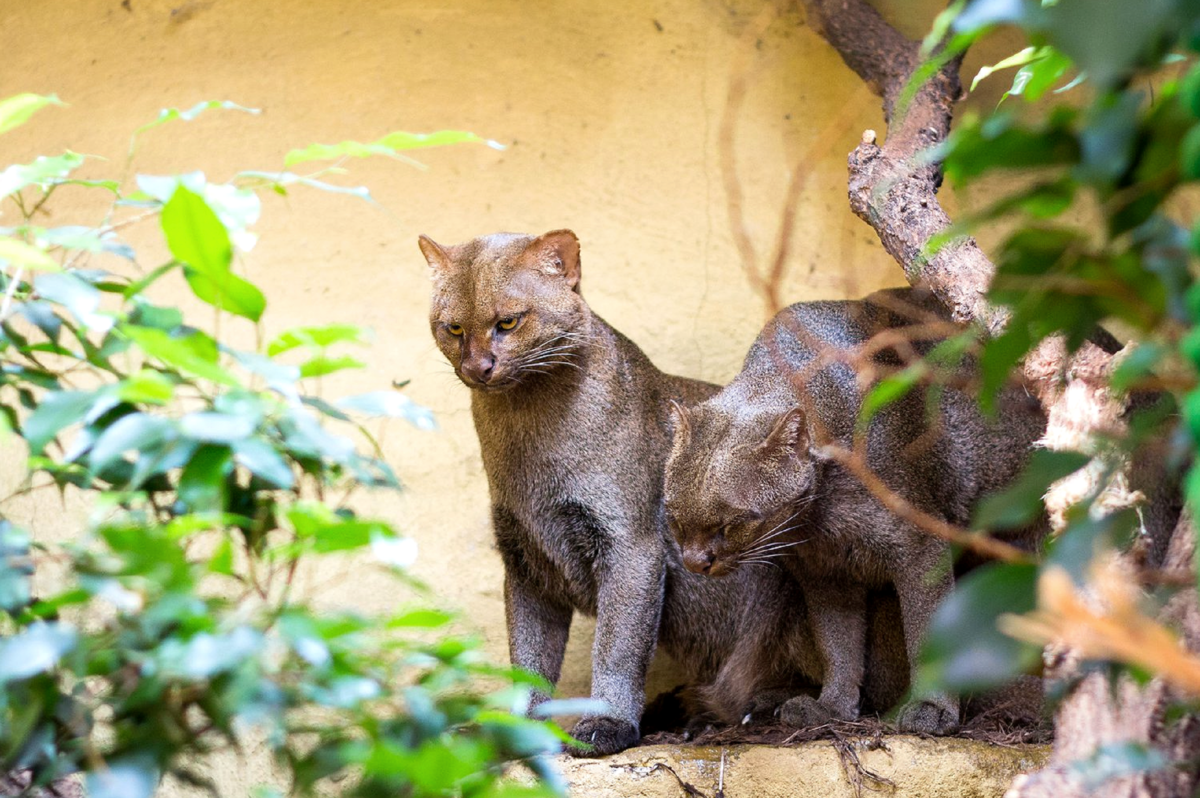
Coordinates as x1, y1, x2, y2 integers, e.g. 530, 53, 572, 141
663, 288, 1048, 734
421, 229, 829, 753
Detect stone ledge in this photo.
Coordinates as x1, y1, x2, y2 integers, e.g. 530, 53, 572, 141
549, 737, 1050, 798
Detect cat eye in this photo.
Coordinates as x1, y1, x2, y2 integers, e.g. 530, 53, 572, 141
447, 323, 464, 336
497, 316, 519, 332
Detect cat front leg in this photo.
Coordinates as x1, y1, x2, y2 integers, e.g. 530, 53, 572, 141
569, 545, 665, 756
494, 506, 573, 712
780, 578, 866, 727
893, 541, 960, 734
504, 570, 573, 710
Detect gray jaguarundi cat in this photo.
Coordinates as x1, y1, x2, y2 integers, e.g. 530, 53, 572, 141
663, 288, 1048, 734
421, 229, 844, 754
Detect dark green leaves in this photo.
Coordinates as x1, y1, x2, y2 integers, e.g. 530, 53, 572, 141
973, 450, 1090, 530
918, 562, 1040, 693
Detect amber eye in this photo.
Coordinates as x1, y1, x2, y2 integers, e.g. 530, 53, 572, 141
497, 317, 519, 331
447, 323, 464, 336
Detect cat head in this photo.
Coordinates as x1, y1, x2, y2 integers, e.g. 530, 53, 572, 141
419, 229, 588, 391
663, 401, 818, 576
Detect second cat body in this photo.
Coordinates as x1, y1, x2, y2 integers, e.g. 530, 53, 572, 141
663, 288, 1048, 733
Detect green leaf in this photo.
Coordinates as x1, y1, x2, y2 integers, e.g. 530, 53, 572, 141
858, 365, 926, 430
178, 445, 233, 513
233, 437, 294, 489
298, 354, 365, 379
917, 562, 1040, 693
388, 609, 454, 629
0, 237, 59, 271
35, 271, 108, 330
122, 326, 238, 386
88, 413, 177, 474
0, 93, 64, 136
973, 449, 1091, 530
336, 391, 437, 430
23, 390, 101, 454
161, 185, 232, 274
115, 370, 176, 405
179, 411, 257, 443
0, 521, 32, 611
183, 266, 266, 322
0, 623, 77, 683
971, 46, 1045, 92
267, 324, 368, 356
1066, 742, 1168, 791
131, 100, 259, 152
284, 130, 501, 167
0, 151, 87, 197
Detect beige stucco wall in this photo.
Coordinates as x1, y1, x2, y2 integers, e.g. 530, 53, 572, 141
1, 0, 1023, 792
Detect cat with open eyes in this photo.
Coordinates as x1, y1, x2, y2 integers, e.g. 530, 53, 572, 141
420, 229, 882, 754
663, 288, 1048, 734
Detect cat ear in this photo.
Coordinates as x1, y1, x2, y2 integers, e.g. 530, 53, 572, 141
418, 235, 452, 277
524, 229, 581, 289
761, 406, 807, 459
667, 400, 691, 440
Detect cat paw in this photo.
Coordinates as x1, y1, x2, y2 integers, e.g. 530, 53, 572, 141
896, 698, 960, 735
567, 716, 640, 757
780, 695, 838, 728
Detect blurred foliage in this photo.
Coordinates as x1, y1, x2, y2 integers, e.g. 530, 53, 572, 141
889, 0, 1200, 779
0, 98, 565, 796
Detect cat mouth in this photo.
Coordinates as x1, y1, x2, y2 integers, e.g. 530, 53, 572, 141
458, 372, 520, 392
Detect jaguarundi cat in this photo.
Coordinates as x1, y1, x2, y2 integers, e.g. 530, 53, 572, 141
662, 288, 1049, 734
420, 229, 899, 754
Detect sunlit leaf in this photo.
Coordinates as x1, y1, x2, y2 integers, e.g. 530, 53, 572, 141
284, 130, 503, 167
0, 236, 59, 271
0, 93, 64, 136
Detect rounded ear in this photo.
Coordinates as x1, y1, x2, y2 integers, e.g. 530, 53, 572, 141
761, 406, 808, 459
418, 235, 452, 276
523, 229, 581, 290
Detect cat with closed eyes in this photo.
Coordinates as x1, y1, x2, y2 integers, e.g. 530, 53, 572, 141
663, 288, 1048, 734
420, 229, 873, 754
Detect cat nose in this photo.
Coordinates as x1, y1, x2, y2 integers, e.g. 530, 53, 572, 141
462, 355, 496, 384
682, 547, 716, 575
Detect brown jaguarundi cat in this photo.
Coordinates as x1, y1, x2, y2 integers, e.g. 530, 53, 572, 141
662, 288, 1048, 735
420, 229, 883, 754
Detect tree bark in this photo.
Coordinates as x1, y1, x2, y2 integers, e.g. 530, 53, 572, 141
798, 0, 1196, 794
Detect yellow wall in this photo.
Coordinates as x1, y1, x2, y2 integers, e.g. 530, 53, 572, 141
0, 0, 1018, 782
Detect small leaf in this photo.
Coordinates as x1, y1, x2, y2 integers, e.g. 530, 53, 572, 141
336, 390, 437, 430
24, 390, 100, 454
178, 445, 233, 513
298, 354, 365, 379
0, 237, 59, 271
973, 449, 1091, 530
179, 411, 257, 443
123, 326, 238, 386
0, 151, 87, 197
267, 324, 367, 356
0, 623, 77, 683
233, 437, 294, 489
284, 130, 501, 167
858, 365, 926, 429
88, 413, 177, 474
0, 93, 64, 136
131, 100, 259, 152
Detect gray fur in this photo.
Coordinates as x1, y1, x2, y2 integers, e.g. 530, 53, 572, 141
421, 230, 830, 754
663, 288, 1048, 734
